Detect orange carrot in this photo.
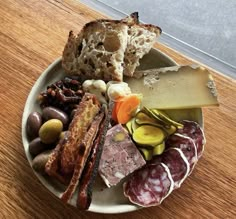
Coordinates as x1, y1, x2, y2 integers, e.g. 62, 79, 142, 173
116, 94, 141, 124
111, 97, 125, 122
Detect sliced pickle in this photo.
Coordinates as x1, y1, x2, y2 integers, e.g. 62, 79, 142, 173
164, 125, 177, 136
141, 107, 167, 126
135, 111, 163, 128
153, 142, 165, 156
131, 118, 140, 132
135, 111, 156, 124
132, 125, 165, 146
150, 108, 184, 129
125, 119, 133, 134
139, 148, 153, 161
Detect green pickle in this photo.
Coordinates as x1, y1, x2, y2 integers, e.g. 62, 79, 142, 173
125, 119, 133, 134
150, 108, 183, 129
139, 148, 153, 161
152, 142, 165, 156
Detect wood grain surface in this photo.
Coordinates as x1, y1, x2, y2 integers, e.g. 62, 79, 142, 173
0, 0, 235, 218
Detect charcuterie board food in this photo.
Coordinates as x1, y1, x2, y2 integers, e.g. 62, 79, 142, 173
22, 12, 218, 213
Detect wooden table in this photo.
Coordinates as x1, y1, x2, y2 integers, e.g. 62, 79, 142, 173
0, 0, 235, 218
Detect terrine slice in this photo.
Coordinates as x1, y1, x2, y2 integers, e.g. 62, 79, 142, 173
98, 124, 146, 187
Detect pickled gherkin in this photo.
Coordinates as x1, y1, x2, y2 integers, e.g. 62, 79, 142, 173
132, 125, 165, 146
139, 148, 153, 161
153, 142, 165, 156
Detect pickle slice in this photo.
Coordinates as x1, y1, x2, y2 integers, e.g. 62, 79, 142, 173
150, 108, 184, 129
132, 125, 165, 146
125, 119, 133, 134
139, 148, 153, 161
152, 142, 165, 156
135, 111, 163, 128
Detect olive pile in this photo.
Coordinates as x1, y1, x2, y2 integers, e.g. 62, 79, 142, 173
26, 76, 86, 172
26, 106, 69, 173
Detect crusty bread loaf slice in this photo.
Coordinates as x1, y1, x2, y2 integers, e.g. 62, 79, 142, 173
123, 23, 162, 77
62, 13, 162, 81
62, 20, 128, 81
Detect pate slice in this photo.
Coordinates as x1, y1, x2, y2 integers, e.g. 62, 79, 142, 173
99, 124, 146, 187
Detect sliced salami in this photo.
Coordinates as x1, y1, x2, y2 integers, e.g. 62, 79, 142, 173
123, 163, 174, 207
166, 133, 198, 174
151, 148, 190, 189
177, 120, 206, 159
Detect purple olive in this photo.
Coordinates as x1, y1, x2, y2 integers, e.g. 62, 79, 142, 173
29, 137, 49, 157
26, 112, 42, 139
32, 150, 53, 173
42, 107, 69, 129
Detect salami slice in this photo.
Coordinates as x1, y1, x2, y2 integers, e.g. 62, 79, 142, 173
177, 120, 206, 159
151, 148, 190, 189
123, 163, 174, 207
166, 133, 198, 174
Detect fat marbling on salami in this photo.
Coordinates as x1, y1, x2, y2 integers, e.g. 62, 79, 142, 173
177, 120, 206, 159
123, 163, 174, 207
151, 148, 190, 189
165, 133, 198, 174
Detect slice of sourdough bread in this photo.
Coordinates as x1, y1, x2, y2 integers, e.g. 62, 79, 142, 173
123, 23, 162, 77
62, 13, 162, 81
62, 20, 128, 81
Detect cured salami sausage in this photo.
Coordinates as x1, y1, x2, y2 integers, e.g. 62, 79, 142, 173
165, 133, 198, 174
123, 163, 174, 207
177, 120, 206, 159
151, 148, 190, 189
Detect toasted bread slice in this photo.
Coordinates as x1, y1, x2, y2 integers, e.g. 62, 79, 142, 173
123, 23, 162, 77
62, 20, 128, 81
45, 93, 100, 181
60, 93, 100, 175
62, 13, 162, 80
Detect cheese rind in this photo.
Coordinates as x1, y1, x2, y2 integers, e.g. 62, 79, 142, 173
125, 65, 219, 109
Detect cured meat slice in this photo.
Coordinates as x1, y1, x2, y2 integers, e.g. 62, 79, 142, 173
177, 120, 206, 159
166, 133, 197, 174
151, 148, 190, 189
99, 124, 146, 187
123, 163, 174, 207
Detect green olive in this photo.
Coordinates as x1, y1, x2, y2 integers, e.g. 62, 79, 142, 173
39, 119, 63, 144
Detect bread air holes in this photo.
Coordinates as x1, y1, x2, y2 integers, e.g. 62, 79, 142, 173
106, 62, 112, 67
103, 33, 121, 52
77, 43, 83, 57
139, 39, 145, 46
96, 53, 103, 58
88, 58, 95, 69
138, 30, 143, 36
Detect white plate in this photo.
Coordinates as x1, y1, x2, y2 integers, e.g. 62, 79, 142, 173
22, 48, 203, 214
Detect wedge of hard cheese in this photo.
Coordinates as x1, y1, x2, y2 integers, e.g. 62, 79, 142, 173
125, 65, 219, 109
